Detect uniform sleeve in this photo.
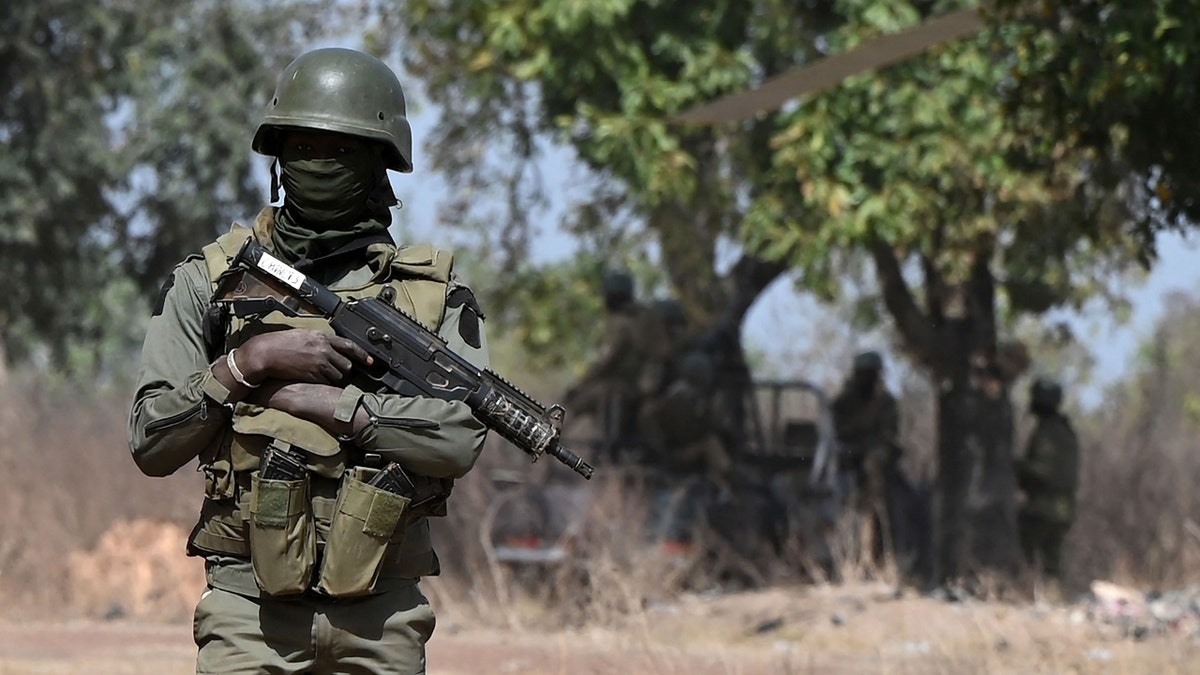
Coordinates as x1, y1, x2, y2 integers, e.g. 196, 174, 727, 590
128, 259, 232, 477
347, 282, 491, 479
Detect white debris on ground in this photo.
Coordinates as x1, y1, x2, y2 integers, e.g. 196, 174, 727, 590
1081, 580, 1200, 641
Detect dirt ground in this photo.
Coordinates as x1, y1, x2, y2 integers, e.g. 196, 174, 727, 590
2, 582, 1197, 675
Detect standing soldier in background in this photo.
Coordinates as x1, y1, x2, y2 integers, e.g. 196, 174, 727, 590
565, 269, 656, 463
647, 298, 691, 392
128, 48, 489, 674
832, 351, 901, 565
638, 349, 734, 552
1016, 376, 1081, 582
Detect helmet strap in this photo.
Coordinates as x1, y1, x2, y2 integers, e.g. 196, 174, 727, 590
270, 158, 281, 203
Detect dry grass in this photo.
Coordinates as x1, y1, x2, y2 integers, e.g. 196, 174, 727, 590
2, 367, 1200, 673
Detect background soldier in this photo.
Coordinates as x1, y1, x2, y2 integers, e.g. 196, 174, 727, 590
1016, 376, 1081, 582
128, 48, 489, 674
832, 350, 901, 564
638, 350, 734, 552
565, 269, 656, 462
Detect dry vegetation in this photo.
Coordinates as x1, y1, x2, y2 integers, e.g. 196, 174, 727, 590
2, 360, 1199, 671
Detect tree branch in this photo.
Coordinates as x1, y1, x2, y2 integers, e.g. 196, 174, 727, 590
870, 238, 934, 366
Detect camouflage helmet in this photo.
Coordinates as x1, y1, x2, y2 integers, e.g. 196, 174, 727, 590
601, 269, 635, 305
1030, 376, 1063, 410
852, 350, 884, 372
252, 48, 414, 173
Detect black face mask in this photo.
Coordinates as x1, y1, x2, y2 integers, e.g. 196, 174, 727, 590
271, 147, 392, 263
279, 148, 378, 228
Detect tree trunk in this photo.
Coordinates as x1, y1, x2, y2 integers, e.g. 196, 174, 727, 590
964, 381, 1021, 577
935, 362, 974, 581
871, 241, 1020, 584
935, 372, 1021, 582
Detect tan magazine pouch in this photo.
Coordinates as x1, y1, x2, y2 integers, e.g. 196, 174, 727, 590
316, 471, 411, 597
248, 471, 315, 596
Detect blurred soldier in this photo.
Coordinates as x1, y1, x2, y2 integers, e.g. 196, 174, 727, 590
566, 269, 656, 461
638, 350, 733, 551
129, 48, 488, 674
645, 298, 690, 394
832, 350, 901, 563
1016, 377, 1080, 581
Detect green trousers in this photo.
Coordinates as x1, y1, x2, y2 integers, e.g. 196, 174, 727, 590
194, 583, 435, 674
1018, 513, 1071, 580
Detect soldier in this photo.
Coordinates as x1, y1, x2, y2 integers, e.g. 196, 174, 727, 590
638, 350, 734, 551
565, 269, 655, 461
1016, 376, 1081, 581
128, 48, 489, 674
646, 298, 691, 393
832, 350, 901, 564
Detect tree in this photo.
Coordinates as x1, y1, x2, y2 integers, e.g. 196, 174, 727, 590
367, 0, 845, 449
368, 0, 1192, 581
745, 0, 1200, 580
0, 0, 329, 370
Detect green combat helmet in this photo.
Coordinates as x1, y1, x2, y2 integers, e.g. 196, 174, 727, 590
853, 350, 884, 372
252, 48, 414, 173
602, 269, 635, 308
653, 298, 687, 327
1030, 376, 1063, 412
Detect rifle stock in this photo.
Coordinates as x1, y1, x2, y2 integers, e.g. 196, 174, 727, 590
213, 239, 595, 479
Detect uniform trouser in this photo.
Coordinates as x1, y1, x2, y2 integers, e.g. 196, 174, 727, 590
1017, 514, 1071, 579
194, 582, 435, 675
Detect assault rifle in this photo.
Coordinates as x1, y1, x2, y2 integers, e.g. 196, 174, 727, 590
212, 239, 595, 479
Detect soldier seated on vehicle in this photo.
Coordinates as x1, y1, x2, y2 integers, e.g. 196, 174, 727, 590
564, 269, 659, 463
637, 349, 734, 554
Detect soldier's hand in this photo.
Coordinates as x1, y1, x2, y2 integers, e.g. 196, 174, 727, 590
235, 329, 372, 385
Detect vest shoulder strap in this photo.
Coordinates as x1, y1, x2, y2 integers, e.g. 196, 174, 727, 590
374, 242, 455, 330
201, 222, 255, 289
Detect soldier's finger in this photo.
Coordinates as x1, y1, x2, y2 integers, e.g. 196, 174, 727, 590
314, 362, 341, 385
330, 336, 373, 365
327, 352, 354, 376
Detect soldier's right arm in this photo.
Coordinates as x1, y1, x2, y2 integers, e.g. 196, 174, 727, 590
128, 259, 232, 477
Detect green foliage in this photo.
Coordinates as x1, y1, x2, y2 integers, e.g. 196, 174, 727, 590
499, 260, 606, 371
370, 0, 837, 333
0, 0, 328, 369
999, 0, 1200, 251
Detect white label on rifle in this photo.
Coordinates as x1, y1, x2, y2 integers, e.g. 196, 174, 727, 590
259, 251, 305, 290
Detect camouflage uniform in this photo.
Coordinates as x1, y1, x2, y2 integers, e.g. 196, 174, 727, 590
128, 49, 488, 675
566, 271, 657, 459
1016, 377, 1080, 579
638, 351, 733, 544
832, 351, 900, 562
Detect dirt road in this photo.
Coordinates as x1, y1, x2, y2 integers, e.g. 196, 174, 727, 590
2, 584, 1197, 674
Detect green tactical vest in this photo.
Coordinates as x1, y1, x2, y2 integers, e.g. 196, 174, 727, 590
187, 208, 453, 577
